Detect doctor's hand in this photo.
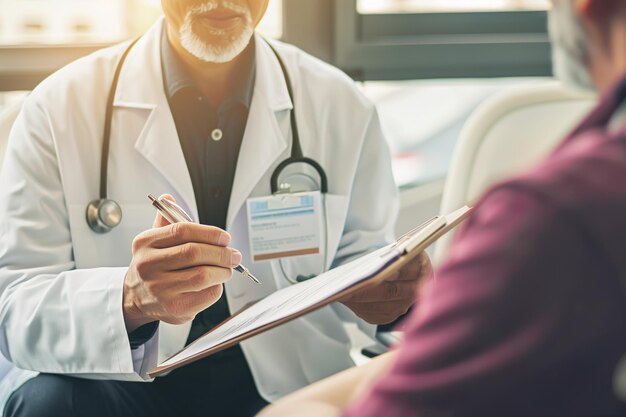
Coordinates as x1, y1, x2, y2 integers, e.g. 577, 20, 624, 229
122, 198, 242, 333
339, 252, 433, 325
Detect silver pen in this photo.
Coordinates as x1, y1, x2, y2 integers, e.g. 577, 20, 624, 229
148, 194, 261, 285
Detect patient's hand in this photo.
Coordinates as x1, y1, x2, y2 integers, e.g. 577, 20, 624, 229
257, 352, 398, 417
339, 252, 432, 324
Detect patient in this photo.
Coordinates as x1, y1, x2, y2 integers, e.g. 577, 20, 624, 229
259, 0, 626, 416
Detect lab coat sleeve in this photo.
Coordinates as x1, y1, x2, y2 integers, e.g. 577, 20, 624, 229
0, 96, 158, 381
330, 107, 399, 336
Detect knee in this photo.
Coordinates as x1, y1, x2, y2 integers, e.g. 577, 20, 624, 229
4, 374, 76, 417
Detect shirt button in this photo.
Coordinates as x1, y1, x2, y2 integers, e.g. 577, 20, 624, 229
211, 128, 223, 142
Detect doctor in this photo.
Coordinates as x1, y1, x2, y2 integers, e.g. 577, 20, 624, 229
0, 1, 428, 416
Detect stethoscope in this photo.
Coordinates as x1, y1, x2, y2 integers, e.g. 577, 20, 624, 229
86, 37, 329, 280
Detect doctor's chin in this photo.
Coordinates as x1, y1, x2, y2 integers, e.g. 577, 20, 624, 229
1, 1, 626, 417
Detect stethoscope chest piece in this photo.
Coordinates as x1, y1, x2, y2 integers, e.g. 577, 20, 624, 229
86, 199, 123, 234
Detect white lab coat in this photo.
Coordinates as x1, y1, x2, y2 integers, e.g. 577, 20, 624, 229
0, 19, 398, 409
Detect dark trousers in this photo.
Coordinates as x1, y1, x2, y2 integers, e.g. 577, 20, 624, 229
4, 351, 268, 417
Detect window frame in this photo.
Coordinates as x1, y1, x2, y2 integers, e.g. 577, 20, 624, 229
282, 0, 553, 81
0, 43, 107, 91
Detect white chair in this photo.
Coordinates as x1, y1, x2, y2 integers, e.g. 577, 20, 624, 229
0, 96, 26, 170
434, 81, 596, 265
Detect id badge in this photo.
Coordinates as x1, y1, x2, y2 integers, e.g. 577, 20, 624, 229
246, 191, 323, 262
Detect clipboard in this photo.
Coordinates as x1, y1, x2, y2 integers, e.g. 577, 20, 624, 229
149, 206, 472, 377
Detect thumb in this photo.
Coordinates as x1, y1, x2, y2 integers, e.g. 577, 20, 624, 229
153, 194, 176, 228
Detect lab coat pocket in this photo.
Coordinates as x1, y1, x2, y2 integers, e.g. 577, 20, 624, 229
68, 203, 153, 269
270, 194, 350, 289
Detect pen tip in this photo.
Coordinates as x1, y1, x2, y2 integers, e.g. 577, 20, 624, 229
148, 194, 157, 203
249, 274, 262, 285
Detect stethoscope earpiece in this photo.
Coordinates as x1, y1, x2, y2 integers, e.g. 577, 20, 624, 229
86, 199, 123, 234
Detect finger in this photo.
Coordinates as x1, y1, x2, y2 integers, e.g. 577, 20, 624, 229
156, 223, 231, 248
183, 285, 225, 314
153, 194, 175, 228
165, 285, 225, 322
341, 281, 418, 303
384, 271, 402, 282
140, 222, 231, 249
393, 253, 433, 282
401, 257, 423, 278
346, 301, 411, 325
158, 266, 234, 294
151, 243, 242, 271
352, 300, 411, 316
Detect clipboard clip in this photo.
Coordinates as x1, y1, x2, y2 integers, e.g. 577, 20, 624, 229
380, 216, 440, 258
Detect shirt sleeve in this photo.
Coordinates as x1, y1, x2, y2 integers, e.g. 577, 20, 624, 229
343, 183, 612, 417
128, 322, 159, 350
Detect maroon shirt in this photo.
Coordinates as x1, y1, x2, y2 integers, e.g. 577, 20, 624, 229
344, 81, 626, 417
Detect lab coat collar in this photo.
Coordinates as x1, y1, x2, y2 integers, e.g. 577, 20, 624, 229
112, 18, 198, 222
225, 34, 293, 229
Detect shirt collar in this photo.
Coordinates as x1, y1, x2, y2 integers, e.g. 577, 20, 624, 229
160, 24, 256, 108
562, 76, 626, 143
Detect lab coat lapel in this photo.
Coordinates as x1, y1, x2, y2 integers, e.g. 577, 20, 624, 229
112, 19, 195, 355
226, 35, 292, 230
112, 18, 198, 222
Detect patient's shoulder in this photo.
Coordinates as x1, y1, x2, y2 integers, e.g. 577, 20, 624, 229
516, 129, 626, 211
454, 128, 626, 259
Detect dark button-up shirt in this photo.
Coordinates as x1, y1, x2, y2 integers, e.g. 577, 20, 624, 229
160, 26, 256, 347
345, 80, 626, 417
161, 28, 255, 232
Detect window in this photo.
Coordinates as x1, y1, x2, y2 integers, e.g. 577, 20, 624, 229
259, 0, 284, 39
0, 0, 282, 45
358, 0, 550, 13
282, 1, 551, 81
0, 0, 283, 91
343, 0, 550, 80
0, 0, 139, 44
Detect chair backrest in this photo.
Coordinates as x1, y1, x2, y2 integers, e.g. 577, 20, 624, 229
434, 81, 596, 265
0, 97, 26, 171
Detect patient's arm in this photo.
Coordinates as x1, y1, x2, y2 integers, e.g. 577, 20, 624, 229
257, 352, 397, 417
262, 184, 604, 417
